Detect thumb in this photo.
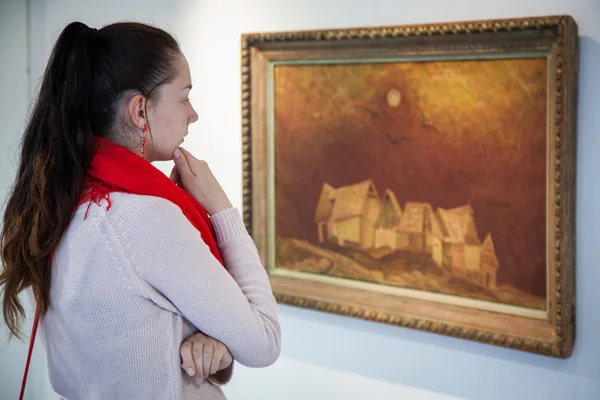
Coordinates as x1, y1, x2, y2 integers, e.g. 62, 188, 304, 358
173, 148, 194, 180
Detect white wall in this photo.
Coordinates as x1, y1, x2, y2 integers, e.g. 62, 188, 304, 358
0, 0, 27, 200
0, 2, 40, 399
1, 0, 600, 399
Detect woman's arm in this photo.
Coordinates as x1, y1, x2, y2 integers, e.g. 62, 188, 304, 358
115, 196, 281, 368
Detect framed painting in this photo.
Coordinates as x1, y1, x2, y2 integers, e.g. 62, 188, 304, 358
241, 15, 578, 357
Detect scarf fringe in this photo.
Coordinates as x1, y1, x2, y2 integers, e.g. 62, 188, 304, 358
79, 176, 123, 219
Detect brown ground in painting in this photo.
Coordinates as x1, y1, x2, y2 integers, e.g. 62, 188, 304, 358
274, 58, 548, 303
277, 237, 546, 310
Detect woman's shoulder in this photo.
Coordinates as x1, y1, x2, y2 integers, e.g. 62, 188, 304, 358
73, 192, 185, 232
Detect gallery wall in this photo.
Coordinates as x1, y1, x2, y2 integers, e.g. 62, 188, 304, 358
1, 0, 599, 399
0, 2, 49, 399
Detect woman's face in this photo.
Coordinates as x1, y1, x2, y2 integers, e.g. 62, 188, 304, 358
144, 53, 199, 162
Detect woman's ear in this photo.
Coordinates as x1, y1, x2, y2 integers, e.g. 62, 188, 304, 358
127, 94, 147, 130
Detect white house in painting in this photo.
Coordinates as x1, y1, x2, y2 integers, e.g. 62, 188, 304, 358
480, 233, 500, 288
396, 202, 444, 265
315, 180, 382, 249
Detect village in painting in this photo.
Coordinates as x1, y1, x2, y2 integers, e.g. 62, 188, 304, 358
277, 178, 546, 310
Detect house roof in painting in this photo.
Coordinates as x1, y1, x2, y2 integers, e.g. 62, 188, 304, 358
448, 204, 474, 215
315, 179, 381, 222
375, 189, 402, 228
481, 233, 499, 267
397, 202, 443, 237
435, 204, 482, 245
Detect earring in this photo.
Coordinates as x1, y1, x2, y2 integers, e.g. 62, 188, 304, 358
140, 124, 148, 158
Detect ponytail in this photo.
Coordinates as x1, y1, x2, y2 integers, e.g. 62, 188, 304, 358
49, 22, 96, 169
0, 22, 97, 339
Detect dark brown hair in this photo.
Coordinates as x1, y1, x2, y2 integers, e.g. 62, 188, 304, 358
1, 21, 180, 339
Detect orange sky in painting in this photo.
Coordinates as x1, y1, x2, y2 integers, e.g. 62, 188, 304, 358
274, 58, 548, 298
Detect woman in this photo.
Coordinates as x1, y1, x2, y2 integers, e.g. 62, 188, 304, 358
0, 21, 281, 399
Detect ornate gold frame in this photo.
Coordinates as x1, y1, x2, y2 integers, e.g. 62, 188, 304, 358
241, 15, 578, 358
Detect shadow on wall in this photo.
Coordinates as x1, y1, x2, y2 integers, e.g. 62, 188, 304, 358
275, 35, 600, 400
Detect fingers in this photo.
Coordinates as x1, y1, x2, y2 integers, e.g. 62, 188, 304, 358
177, 146, 195, 162
202, 345, 214, 382
181, 333, 229, 384
192, 341, 204, 382
172, 147, 195, 180
218, 348, 233, 371
209, 346, 222, 376
180, 341, 195, 377
177, 147, 194, 171
178, 147, 208, 176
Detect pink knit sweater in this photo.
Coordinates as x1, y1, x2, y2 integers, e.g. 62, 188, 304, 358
34, 193, 281, 399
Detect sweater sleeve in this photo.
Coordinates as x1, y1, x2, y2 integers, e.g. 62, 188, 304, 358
114, 197, 281, 368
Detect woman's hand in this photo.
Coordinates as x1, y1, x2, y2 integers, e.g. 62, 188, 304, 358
180, 332, 233, 384
170, 147, 233, 215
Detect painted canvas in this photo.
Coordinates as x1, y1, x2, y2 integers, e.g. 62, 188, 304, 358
274, 58, 547, 311
242, 16, 577, 357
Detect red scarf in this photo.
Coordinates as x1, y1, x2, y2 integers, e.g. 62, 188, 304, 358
78, 136, 224, 266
